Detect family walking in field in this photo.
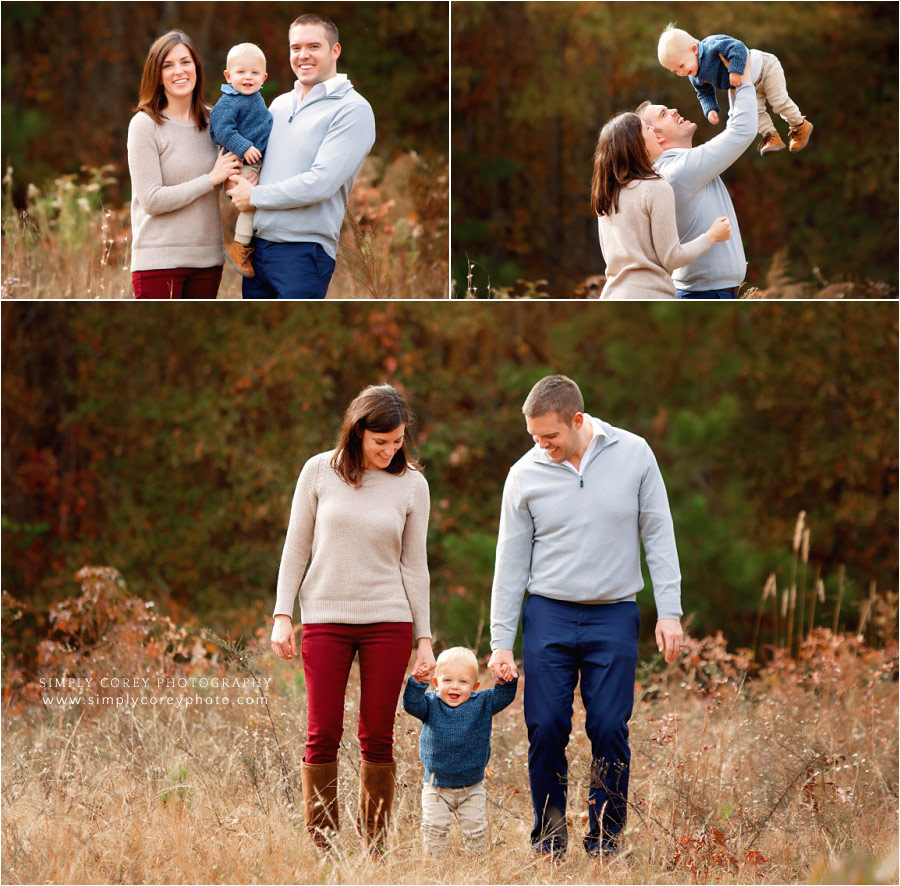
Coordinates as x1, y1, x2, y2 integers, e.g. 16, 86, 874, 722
269, 376, 684, 860
127, 13, 374, 299
593, 24, 813, 300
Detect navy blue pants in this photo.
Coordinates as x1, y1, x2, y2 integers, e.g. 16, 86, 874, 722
522, 595, 639, 855
242, 239, 335, 300
676, 287, 738, 299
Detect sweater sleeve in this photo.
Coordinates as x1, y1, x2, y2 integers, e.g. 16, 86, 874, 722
127, 113, 215, 216
272, 456, 321, 618
668, 83, 757, 191
250, 101, 375, 209
488, 676, 518, 715
691, 78, 720, 118
645, 179, 712, 272
490, 469, 533, 651
400, 472, 432, 639
637, 441, 683, 620
210, 98, 254, 160
402, 676, 431, 722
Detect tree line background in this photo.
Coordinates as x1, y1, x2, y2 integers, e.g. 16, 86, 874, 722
3, 302, 897, 676
452, 1, 899, 294
1, 1, 448, 203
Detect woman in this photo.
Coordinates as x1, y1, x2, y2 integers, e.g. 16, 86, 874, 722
591, 112, 731, 300
270, 384, 436, 853
128, 30, 242, 299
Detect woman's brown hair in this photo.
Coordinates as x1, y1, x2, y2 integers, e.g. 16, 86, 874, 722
134, 30, 210, 130
590, 112, 660, 217
331, 385, 421, 488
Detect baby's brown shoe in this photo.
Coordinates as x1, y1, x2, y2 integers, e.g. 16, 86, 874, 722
758, 131, 786, 156
788, 118, 813, 152
225, 241, 255, 277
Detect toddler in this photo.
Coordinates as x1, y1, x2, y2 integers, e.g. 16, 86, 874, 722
210, 43, 274, 277
402, 647, 518, 855
657, 24, 813, 157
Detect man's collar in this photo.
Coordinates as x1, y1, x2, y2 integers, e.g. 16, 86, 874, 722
294, 72, 347, 99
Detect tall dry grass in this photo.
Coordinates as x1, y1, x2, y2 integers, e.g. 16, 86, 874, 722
1, 153, 448, 300
3, 620, 896, 884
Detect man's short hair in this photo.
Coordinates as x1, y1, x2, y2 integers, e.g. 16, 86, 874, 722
657, 23, 697, 66
435, 647, 479, 680
290, 14, 339, 47
522, 375, 585, 425
635, 100, 652, 117
226, 43, 266, 70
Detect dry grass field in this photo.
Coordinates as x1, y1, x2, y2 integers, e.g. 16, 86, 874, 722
1, 153, 448, 300
3, 600, 897, 885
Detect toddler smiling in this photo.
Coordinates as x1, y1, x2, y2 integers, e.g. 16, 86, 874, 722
657, 24, 812, 157
210, 43, 273, 277
403, 647, 517, 855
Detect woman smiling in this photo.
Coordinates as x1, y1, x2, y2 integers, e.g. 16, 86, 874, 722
127, 30, 242, 298
270, 384, 436, 854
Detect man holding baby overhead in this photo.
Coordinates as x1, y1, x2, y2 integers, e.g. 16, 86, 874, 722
637, 24, 814, 300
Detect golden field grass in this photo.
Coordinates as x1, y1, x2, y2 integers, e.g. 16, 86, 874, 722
3, 625, 897, 885
1, 153, 448, 300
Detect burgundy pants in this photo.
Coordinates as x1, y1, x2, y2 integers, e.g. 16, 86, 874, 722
301, 622, 412, 765
131, 266, 222, 299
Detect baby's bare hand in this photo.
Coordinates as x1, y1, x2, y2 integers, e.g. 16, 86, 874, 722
244, 146, 262, 164
729, 71, 742, 88
707, 110, 720, 125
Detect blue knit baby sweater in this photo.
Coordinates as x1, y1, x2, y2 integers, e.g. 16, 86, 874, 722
402, 675, 518, 787
688, 35, 749, 118
209, 85, 273, 160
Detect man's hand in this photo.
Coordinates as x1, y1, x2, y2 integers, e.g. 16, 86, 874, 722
707, 110, 720, 125
244, 145, 262, 164
655, 618, 683, 664
228, 174, 254, 212
488, 648, 519, 683
728, 71, 742, 88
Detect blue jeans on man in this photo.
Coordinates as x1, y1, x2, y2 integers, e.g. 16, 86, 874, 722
676, 288, 738, 299
522, 594, 640, 858
242, 239, 335, 299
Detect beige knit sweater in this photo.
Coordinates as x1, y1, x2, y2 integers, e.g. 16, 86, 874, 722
273, 451, 432, 639
127, 112, 224, 272
597, 177, 712, 300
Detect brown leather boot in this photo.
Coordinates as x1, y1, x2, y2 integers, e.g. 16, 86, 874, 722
758, 130, 786, 156
358, 760, 396, 855
301, 761, 339, 850
788, 118, 813, 153
225, 240, 255, 277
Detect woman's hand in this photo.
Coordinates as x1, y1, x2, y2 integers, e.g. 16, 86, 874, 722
707, 216, 732, 243
411, 637, 436, 682
270, 615, 297, 660
208, 148, 242, 186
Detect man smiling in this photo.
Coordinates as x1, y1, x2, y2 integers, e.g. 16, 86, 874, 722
636, 68, 755, 299
228, 14, 375, 299
489, 375, 683, 860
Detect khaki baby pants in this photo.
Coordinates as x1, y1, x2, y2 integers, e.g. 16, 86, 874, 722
421, 781, 488, 855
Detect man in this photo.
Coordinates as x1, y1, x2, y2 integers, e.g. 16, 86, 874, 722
636, 68, 755, 299
228, 14, 375, 299
488, 375, 683, 859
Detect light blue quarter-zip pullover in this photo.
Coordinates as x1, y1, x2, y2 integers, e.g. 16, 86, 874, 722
490, 417, 682, 651
250, 75, 375, 260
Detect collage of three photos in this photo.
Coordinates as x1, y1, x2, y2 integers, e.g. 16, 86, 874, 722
1, 3, 898, 885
